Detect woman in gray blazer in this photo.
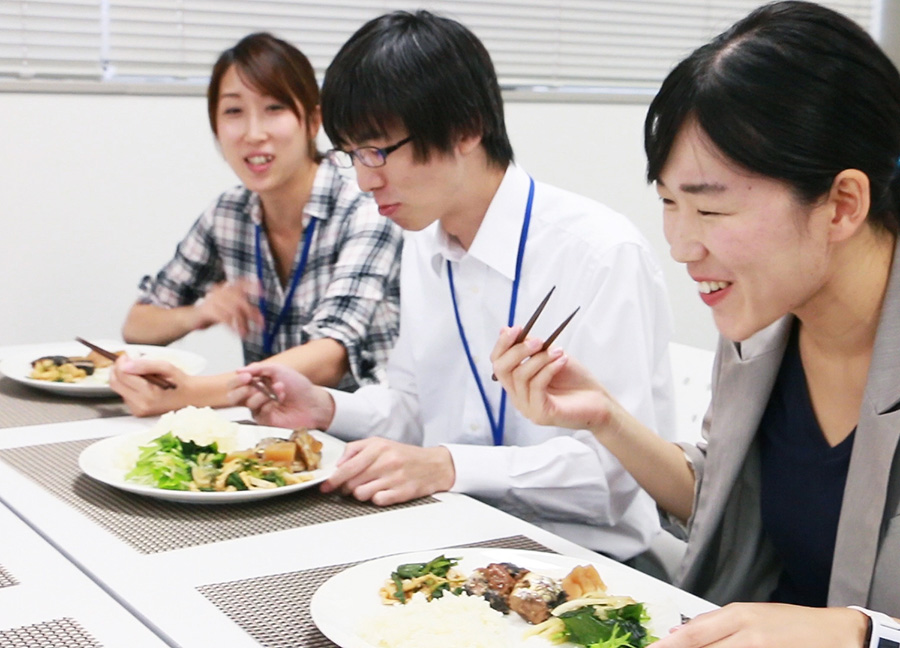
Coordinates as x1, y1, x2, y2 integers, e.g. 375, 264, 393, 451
492, 2, 900, 646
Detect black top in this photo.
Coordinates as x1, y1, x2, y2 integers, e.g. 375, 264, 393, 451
758, 322, 855, 607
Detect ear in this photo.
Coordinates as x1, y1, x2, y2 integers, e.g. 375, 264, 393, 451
456, 132, 483, 157
826, 169, 871, 243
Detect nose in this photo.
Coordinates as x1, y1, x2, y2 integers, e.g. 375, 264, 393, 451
353, 161, 385, 193
663, 210, 706, 264
244, 110, 267, 142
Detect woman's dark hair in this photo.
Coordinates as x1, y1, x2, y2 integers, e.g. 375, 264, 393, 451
320, 10, 513, 168
645, 1, 900, 234
207, 32, 321, 160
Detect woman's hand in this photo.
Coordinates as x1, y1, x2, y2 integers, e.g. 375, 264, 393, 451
191, 278, 263, 337
109, 356, 191, 417
228, 363, 335, 431
490, 326, 621, 434
656, 603, 869, 648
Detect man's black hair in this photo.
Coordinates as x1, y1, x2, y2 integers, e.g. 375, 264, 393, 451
321, 10, 513, 168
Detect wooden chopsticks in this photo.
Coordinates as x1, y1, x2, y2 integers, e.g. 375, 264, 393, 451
75, 337, 176, 390
491, 286, 580, 381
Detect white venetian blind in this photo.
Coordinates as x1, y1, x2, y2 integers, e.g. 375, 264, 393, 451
0, 0, 102, 79
0, 0, 874, 91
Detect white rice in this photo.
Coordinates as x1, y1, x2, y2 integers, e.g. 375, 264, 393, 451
148, 406, 243, 451
358, 593, 512, 648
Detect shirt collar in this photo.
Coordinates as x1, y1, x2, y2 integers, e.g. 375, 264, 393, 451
428, 163, 531, 280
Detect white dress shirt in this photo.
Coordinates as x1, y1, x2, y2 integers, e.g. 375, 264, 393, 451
328, 163, 675, 560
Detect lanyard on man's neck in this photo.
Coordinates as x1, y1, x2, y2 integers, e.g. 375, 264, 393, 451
447, 176, 535, 446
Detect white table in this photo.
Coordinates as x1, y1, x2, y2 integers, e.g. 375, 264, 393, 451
0, 500, 167, 647
0, 403, 716, 646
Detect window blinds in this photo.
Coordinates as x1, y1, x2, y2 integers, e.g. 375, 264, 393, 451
0, 0, 874, 91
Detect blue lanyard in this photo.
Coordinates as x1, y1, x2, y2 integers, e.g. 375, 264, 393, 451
255, 218, 317, 356
447, 177, 535, 446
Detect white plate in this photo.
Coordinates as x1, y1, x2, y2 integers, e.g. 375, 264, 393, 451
310, 547, 681, 648
0, 340, 207, 398
79, 425, 344, 503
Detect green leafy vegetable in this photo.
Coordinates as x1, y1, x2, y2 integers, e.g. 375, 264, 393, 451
125, 432, 224, 491
391, 573, 407, 603
560, 603, 656, 648
225, 470, 247, 491
394, 555, 460, 580
389, 555, 462, 604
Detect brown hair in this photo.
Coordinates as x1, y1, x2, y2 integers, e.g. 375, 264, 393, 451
207, 32, 321, 160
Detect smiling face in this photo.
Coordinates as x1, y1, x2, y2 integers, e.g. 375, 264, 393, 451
215, 65, 319, 200
657, 122, 836, 342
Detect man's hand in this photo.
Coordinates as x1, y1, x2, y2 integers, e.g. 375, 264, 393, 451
228, 363, 336, 430
321, 438, 455, 506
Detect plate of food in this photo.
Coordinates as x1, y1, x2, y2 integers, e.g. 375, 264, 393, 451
79, 406, 345, 503
310, 547, 680, 648
0, 340, 207, 397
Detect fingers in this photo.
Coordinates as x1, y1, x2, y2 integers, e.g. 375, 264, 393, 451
117, 356, 176, 378
197, 279, 264, 335
490, 326, 527, 382
320, 440, 423, 506
490, 325, 523, 363
652, 607, 741, 648
321, 441, 373, 493
521, 349, 567, 412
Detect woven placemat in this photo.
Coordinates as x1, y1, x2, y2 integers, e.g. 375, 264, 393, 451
0, 564, 17, 589
198, 534, 556, 648
0, 617, 103, 648
0, 438, 438, 555
0, 377, 129, 430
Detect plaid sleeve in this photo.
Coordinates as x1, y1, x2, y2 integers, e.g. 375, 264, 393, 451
304, 197, 402, 385
136, 200, 227, 308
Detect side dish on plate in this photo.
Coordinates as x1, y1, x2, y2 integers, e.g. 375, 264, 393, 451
123, 406, 322, 492
79, 405, 345, 503
29, 349, 122, 384
367, 555, 657, 648
0, 341, 208, 398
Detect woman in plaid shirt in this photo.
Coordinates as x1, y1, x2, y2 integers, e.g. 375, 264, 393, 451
110, 33, 402, 417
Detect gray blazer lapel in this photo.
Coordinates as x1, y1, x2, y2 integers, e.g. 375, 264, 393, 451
680, 319, 792, 586
830, 241, 900, 606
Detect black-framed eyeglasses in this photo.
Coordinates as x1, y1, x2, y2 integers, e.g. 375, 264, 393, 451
326, 136, 413, 169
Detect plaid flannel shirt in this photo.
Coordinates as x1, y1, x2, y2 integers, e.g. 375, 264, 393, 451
137, 159, 402, 389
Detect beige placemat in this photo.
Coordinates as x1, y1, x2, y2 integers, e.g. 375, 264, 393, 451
0, 438, 439, 555
0, 617, 103, 648
0, 377, 129, 429
0, 564, 17, 589
198, 535, 557, 648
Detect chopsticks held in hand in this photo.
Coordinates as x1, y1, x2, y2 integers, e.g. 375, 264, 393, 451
249, 375, 279, 402
491, 286, 580, 381
75, 337, 177, 391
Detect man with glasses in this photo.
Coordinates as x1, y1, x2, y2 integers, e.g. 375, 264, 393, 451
230, 10, 676, 570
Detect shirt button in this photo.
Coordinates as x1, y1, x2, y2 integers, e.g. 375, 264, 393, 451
469, 423, 480, 431
470, 285, 479, 293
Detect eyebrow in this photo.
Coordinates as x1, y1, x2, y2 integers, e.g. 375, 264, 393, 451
657, 179, 728, 194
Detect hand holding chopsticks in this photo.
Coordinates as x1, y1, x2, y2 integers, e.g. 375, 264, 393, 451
249, 375, 279, 402
75, 337, 177, 390
491, 286, 580, 381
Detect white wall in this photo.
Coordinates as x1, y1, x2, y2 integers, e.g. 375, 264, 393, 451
0, 93, 717, 374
